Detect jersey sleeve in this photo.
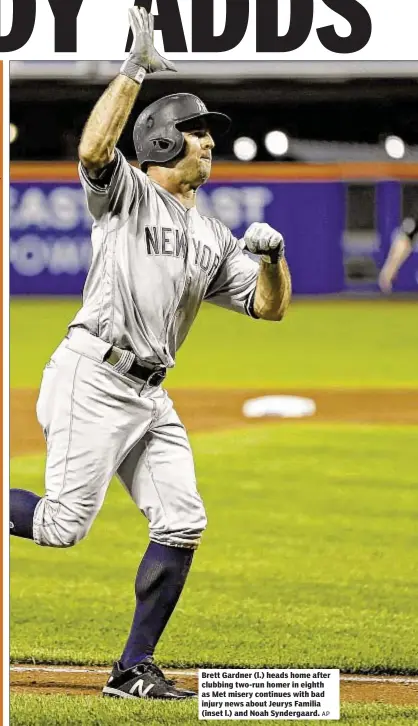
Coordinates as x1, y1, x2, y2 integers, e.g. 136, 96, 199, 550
79, 148, 145, 223
204, 227, 260, 317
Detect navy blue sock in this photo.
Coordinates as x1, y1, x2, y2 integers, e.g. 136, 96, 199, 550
10, 489, 40, 540
121, 542, 194, 670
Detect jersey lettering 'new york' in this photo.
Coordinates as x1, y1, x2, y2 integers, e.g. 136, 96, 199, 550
144, 225, 220, 275
71, 149, 259, 368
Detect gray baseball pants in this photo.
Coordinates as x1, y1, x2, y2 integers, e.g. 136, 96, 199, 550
33, 328, 207, 549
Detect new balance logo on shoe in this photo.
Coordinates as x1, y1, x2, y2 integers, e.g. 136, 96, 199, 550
130, 678, 154, 698
102, 660, 197, 700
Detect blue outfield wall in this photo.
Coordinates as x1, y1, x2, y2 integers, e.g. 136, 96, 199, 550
10, 178, 418, 296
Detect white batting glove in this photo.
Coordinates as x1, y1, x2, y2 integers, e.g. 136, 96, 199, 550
121, 7, 177, 84
240, 222, 285, 263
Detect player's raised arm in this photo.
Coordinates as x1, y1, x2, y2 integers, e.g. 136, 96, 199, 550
79, 7, 176, 176
242, 223, 292, 321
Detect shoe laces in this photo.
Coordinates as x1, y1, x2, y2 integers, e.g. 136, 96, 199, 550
136, 660, 175, 687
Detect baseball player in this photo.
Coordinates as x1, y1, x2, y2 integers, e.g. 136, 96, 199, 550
378, 217, 418, 293
10, 8, 291, 700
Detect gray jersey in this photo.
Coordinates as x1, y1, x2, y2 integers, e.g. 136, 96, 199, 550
70, 149, 259, 368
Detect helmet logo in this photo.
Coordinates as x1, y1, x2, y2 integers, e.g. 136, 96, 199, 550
196, 99, 206, 113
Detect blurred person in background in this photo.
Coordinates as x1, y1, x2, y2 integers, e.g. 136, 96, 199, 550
379, 218, 418, 293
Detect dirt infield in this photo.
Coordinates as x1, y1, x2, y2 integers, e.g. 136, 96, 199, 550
10, 387, 418, 457
10, 666, 418, 705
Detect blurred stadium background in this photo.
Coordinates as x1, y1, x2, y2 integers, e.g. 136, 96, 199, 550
9, 60, 418, 296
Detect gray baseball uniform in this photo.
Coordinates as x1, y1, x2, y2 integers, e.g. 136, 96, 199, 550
33, 149, 259, 550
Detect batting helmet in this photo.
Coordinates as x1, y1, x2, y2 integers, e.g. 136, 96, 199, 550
133, 93, 231, 168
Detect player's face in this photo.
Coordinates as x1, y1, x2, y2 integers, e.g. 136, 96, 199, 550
177, 122, 215, 187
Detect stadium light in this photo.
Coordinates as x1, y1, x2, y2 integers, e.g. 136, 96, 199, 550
233, 136, 258, 161
384, 135, 405, 160
10, 123, 18, 143
265, 130, 289, 157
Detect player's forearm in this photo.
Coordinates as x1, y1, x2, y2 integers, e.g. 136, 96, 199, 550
253, 257, 292, 321
381, 235, 413, 276
79, 75, 141, 172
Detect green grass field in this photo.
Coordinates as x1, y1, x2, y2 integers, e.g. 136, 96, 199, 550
10, 298, 418, 724
10, 424, 418, 670
10, 298, 418, 389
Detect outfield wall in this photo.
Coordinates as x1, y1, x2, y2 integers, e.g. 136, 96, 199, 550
10, 162, 418, 296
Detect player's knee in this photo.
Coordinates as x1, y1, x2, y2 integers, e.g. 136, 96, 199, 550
37, 520, 90, 549
52, 521, 90, 548
33, 498, 93, 548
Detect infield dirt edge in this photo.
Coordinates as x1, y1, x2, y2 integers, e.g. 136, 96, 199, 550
10, 665, 418, 705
